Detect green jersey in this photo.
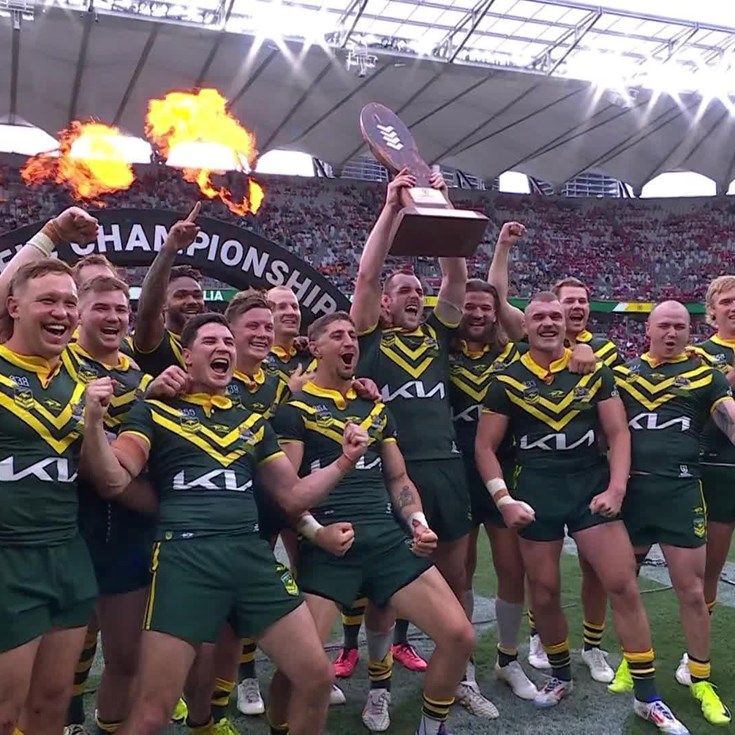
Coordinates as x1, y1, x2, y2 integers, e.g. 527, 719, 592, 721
693, 336, 735, 466
133, 329, 184, 377
65, 343, 154, 540
574, 330, 622, 367
614, 353, 732, 478
358, 311, 459, 461
120, 394, 284, 539
265, 345, 314, 384
272, 381, 397, 533
227, 367, 289, 419
449, 341, 525, 460
0, 345, 85, 546
482, 349, 615, 472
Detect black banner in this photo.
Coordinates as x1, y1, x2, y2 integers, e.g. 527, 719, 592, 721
0, 209, 349, 324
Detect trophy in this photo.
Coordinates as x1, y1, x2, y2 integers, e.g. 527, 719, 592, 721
360, 102, 489, 257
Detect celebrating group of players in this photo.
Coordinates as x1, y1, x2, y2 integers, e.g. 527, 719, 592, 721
1, 169, 735, 735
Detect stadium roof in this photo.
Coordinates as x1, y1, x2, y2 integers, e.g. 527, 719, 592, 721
3, 0, 735, 189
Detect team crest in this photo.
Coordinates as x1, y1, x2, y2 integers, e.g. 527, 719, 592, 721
424, 337, 439, 357
240, 428, 256, 449
250, 402, 267, 414
13, 386, 34, 409
693, 505, 707, 539
276, 562, 299, 596
77, 363, 99, 383
712, 353, 729, 369
490, 359, 508, 372
671, 376, 691, 395
212, 423, 231, 436
472, 362, 488, 375
649, 372, 666, 381
382, 332, 397, 346
522, 381, 539, 403
179, 412, 200, 433
624, 363, 640, 383
571, 386, 592, 409
43, 397, 62, 411
314, 405, 333, 428
550, 389, 566, 399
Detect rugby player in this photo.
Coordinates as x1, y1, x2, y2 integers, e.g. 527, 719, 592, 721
80, 312, 369, 735
265, 285, 313, 385
476, 292, 688, 734
350, 169, 497, 716
64, 275, 156, 735
488, 230, 619, 680
273, 311, 475, 735
0, 259, 98, 735
610, 300, 735, 726
449, 277, 536, 701
132, 204, 204, 375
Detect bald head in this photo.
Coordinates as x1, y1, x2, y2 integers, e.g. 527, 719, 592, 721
267, 286, 301, 341
646, 300, 689, 361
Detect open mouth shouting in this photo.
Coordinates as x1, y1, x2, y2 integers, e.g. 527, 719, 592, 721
339, 348, 356, 374
42, 322, 69, 341
210, 355, 232, 378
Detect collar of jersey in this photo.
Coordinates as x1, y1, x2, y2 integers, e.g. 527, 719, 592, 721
711, 334, 735, 349
640, 352, 689, 368
387, 326, 423, 337
459, 340, 491, 358
71, 342, 132, 372
573, 330, 593, 343
233, 367, 266, 388
303, 380, 356, 410
271, 344, 297, 360
181, 392, 233, 411
520, 348, 571, 380
0, 344, 62, 386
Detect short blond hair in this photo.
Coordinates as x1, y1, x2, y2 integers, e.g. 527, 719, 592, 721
705, 276, 735, 326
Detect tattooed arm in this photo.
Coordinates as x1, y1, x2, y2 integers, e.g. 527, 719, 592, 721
713, 398, 735, 445
381, 441, 424, 521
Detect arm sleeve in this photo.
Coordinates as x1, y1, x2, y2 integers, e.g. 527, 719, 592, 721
357, 325, 382, 377
271, 402, 306, 443
482, 377, 512, 416
426, 309, 459, 351
381, 405, 398, 444
255, 420, 285, 464
119, 400, 155, 447
596, 365, 618, 401
708, 370, 733, 413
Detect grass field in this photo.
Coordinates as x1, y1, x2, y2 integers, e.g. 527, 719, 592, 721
80, 539, 735, 735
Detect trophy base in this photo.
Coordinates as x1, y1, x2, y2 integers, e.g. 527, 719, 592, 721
388, 207, 488, 257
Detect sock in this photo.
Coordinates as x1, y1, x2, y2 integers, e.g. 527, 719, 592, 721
545, 640, 572, 682
393, 619, 410, 646
266, 709, 289, 735
624, 649, 659, 703
583, 620, 605, 651
187, 717, 214, 733
211, 677, 235, 720
95, 714, 123, 733
688, 655, 711, 684
67, 627, 97, 725
463, 657, 476, 685
239, 638, 256, 680
367, 626, 394, 691
528, 609, 538, 638
420, 694, 454, 735
495, 598, 522, 662
342, 596, 367, 649
707, 598, 716, 616
465, 589, 475, 620
497, 645, 518, 667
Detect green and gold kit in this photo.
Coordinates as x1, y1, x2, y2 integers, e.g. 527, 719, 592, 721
120, 394, 284, 539
273, 382, 397, 534
265, 345, 315, 384
133, 329, 184, 377
358, 311, 459, 461
574, 330, 622, 367
483, 350, 615, 474
71, 328, 134, 358
449, 340, 525, 460
614, 353, 732, 479
227, 366, 289, 419
0, 345, 86, 546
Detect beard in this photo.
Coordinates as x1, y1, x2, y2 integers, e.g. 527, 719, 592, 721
459, 316, 497, 345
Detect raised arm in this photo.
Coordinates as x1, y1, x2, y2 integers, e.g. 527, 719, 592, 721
593, 395, 631, 516
133, 203, 200, 353
350, 170, 415, 333
80, 379, 149, 497
487, 222, 526, 341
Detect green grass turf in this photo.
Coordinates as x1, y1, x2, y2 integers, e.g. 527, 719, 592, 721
81, 539, 735, 734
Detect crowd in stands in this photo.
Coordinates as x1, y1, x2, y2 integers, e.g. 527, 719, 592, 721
1, 159, 727, 356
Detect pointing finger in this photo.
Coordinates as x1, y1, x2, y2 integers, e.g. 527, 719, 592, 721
185, 201, 201, 223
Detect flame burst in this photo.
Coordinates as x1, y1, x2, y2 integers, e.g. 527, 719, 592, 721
21, 121, 135, 204
145, 89, 264, 215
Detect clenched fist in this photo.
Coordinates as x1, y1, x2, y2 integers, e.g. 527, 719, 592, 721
84, 377, 115, 424
342, 422, 369, 464
53, 207, 99, 245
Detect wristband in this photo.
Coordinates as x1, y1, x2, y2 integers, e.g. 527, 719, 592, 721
408, 511, 428, 529
496, 495, 517, 508
27, 231, 55, 257
485, 477, 508, 498
296, 513, 323, 541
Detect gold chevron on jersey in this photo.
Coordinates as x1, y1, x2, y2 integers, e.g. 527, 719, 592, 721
614, 355, 714, 410
379, 323, 441, 379
450, 342, 518, 403
575, 330, 619, 366
144, 398, 265, 466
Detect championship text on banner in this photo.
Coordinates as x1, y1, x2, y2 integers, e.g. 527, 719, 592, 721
0, 209, 349, 324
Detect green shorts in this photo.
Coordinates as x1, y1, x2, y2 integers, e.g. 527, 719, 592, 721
623, 475, 707, 548
297, 523, 432, 609
465, 456, 514, 529
405, 457, 471, 542
701, 462, 735, 525
0, 534, 97, 653
144, 533, 303, 643
514, 465, 612, 542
